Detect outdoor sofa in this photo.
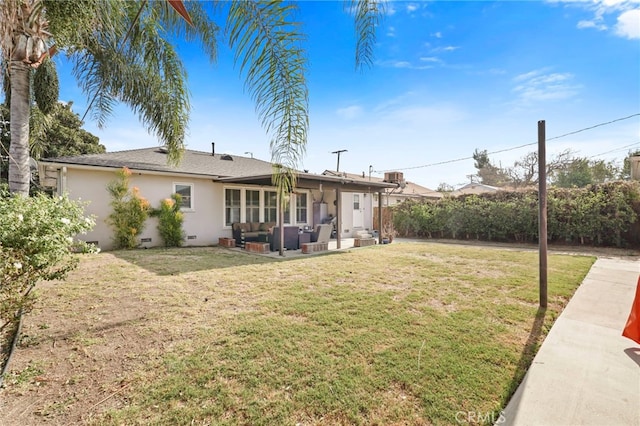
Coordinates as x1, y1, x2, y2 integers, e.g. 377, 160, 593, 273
231, 222, 276, 247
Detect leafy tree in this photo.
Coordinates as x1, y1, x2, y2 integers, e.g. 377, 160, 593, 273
436, 182, 455, 193
552, 157, 619, 188
0, 102, 104, 160
472, 148, 510, 186
472, 148, 491, 170
554, 158, 593, 188
0, 0, 381, 197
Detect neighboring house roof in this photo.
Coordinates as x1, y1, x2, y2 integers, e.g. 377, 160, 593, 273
39, 147, 275, 179
452, 182, 500, 196
322, 170, 442, 199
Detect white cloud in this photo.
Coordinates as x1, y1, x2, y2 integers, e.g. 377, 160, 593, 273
431, 45, 460, 53
391, 60, 412, 68
385, 4, 397, 16
419, 56, 442, 63
433, 31, 443, 38
387, 25, 396, 37
407, 4, 419, 13
336, 105, 364, 120
560, 0, 640, 39
615, 9, 640, 38
379, 59, 435, 70
512, 69, 582, 104
577, 20, 608, 30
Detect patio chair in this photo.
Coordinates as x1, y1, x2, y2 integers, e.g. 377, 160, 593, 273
311, 224, 332, 243
269, 226, 300, 251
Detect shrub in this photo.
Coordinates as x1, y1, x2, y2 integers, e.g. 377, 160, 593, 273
0, 189, 96, 372
392, 181, 640, 248
151, 194, 185, 247
106, 168, 150, 249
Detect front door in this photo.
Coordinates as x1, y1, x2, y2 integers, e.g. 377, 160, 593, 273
353, 193, 364, 228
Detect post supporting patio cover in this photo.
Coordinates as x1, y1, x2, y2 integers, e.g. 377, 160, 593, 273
378, 189, 383, 244
278, 193, 285, 256
336, 187, 342, 249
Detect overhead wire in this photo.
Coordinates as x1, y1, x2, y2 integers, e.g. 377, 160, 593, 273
587, 141, 640, 159
375, 113, 640, 173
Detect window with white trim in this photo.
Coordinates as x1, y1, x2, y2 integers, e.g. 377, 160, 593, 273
222, 188, 310, 226
225, 188, 241, 225
283, 195, 291, 224
296, 192, 308, 223
174, 183, 193, 210
246, 190, 260, 223
264, 191, 277, 222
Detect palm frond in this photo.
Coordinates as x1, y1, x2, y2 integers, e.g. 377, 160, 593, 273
28, 105, 53, 160
348, 0, 384, 70
147, 0, 219, 63
61, 1, 218, 165
48, 1, 218, 164
227, 0, 308, 194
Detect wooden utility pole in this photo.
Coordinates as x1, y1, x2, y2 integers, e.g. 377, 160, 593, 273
538, 120, 548, 308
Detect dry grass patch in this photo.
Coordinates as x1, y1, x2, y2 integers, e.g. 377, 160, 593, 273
0, 243, 595, 425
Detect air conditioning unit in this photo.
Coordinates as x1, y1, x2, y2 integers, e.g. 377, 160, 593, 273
384, 171, 404, 184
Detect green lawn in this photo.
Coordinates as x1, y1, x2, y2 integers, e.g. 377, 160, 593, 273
5, 243, 595, 425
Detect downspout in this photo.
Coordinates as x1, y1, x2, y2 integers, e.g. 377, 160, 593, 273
60, 166, 67, 195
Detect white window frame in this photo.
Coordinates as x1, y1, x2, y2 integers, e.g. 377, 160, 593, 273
222, 187, 311, 227
263, 190, 278, 223
173, 182, 194, 211
245, 189, 261, 223
224, 187, 242, 226
295, 192, 309, 224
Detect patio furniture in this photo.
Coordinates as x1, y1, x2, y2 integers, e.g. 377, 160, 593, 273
311, 224, 332, 243
269, 226, 300, 251
231, 221, 275, 247
298, 231, 311, 246
354, 238, 375, 247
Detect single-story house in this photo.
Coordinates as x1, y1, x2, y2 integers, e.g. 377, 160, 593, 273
38, 146, 397, 251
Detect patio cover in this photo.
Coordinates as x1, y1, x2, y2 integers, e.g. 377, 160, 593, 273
219, 172, 398, 253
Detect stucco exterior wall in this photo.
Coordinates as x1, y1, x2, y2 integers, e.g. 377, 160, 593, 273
62, 168, 223, 251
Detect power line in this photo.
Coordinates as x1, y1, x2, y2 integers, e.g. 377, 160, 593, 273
375, 113, 640, 173
587, 141, 640, 159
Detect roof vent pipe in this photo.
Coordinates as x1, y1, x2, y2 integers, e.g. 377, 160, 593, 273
211, 142, 215, 156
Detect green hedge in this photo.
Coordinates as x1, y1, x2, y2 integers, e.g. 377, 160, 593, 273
393, 181, 640, 247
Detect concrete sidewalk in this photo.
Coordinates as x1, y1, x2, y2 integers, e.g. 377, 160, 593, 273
503, 257, 640, 425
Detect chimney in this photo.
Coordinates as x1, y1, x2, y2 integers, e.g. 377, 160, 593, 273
211, 142, 215, 156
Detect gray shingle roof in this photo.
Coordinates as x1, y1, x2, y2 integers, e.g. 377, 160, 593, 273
39, 147, 275, 178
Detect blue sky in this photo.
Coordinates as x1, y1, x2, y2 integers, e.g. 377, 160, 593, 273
55, 0, 640, 189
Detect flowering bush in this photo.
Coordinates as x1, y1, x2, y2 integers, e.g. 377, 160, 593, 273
151, 194, 185, 247
106, 168, 150, 249
0, 188, 96, 369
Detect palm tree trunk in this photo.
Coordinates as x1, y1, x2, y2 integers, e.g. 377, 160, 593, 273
8, 60, 31, 196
